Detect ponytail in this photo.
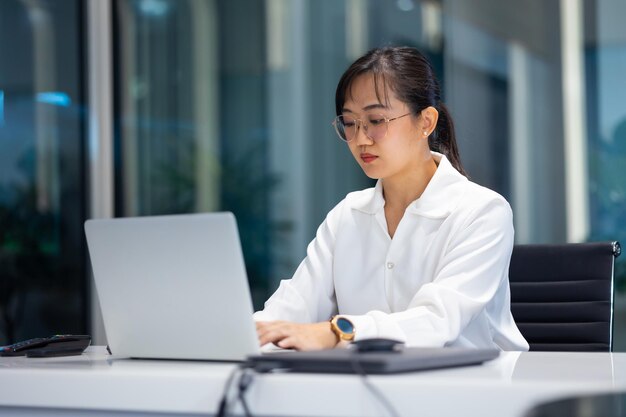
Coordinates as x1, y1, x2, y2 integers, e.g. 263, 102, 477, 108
336, 46, 467, 176
430, 103, 466, 176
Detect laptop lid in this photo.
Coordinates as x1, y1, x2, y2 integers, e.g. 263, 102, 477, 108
246, 347, 499, 374
85, 212, 260, 361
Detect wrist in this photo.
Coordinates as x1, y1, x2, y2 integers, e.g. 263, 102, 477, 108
327, 322, 340, 347
329, 315, 355, 343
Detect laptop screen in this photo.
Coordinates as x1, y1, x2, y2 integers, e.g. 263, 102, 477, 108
85, 212, 261, 361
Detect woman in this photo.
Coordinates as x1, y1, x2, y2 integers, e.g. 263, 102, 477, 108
254, 46, 529, 352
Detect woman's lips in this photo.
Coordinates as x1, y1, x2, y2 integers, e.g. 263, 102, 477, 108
360, 153, 378, 163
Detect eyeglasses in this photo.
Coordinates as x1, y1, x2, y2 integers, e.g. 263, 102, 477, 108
331, 113, 411, 142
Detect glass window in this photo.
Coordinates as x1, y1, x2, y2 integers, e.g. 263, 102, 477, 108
0, 0, 622, 349
0, 0, 86, 344
584, 0, 626, 349
111, 0, 625, 349
115, 0, 565, 307
113, 0, 566, 308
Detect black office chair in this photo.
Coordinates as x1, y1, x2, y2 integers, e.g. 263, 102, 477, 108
509, 241, 621, 352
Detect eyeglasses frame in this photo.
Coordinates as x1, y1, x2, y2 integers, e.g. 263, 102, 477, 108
331, 112, 412, 142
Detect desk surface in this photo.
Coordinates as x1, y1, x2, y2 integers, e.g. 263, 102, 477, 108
1, 347, 625, 417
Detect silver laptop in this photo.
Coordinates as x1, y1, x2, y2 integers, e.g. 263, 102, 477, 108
85, 212, 260, 361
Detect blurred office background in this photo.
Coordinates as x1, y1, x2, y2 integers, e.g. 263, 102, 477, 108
0, 0, 625, 348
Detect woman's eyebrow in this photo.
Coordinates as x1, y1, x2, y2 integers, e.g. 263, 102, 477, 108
342, 103, 388, 113
363, 103, 388, 111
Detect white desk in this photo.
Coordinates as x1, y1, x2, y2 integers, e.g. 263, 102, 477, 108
1, 347, 625, 417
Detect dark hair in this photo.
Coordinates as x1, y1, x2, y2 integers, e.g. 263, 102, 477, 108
335, 46, 466, 176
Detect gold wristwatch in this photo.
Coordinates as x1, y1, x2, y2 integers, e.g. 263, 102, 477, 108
330, 315, 355, 341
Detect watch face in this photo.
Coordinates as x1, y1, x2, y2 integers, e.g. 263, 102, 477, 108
337, 317, 355, 334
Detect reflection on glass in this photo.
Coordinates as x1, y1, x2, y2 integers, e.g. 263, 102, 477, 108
115, 0, 281, 307
586, 1, 626, 291
112, 0, 569, 311
585, 0, 626, 351
111, 1, 624, 329
0, 0, 621, 347
0, 0, 86, 344
0, 90, 5, 126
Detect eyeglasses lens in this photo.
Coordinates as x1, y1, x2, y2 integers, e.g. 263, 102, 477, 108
334, 114, 387, 142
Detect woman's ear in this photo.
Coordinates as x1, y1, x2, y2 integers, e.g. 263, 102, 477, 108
420, 106, 439, 137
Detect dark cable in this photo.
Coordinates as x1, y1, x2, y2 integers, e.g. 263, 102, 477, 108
216, 365, 243, 417
233, 350, 399, 417
237, 369, 255, 417
349, 351, 401, 417
217, 366, 256, 417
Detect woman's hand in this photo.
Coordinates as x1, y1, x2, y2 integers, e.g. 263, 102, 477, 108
256, 320, 338, 351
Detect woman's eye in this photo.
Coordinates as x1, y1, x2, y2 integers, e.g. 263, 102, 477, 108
343, 120, 356, 127
369, 118, 385, 126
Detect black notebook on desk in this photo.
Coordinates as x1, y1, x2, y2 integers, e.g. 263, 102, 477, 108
247, 347, 499, 374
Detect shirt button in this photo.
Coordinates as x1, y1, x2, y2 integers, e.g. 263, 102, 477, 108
386, 262, 395, 270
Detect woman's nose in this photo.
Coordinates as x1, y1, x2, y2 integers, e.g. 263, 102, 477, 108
354, 122, 374, 145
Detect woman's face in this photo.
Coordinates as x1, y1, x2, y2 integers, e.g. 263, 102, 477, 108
341, 73, 432, 181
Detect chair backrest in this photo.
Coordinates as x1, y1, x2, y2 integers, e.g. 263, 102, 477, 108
509, 241, 621, 352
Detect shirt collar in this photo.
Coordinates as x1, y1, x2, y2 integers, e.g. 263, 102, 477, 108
350, 152, 468, 219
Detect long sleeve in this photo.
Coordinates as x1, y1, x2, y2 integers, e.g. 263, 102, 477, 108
342, 198, 518, 348
253, 204, 341, 324
254, 153, 528, 351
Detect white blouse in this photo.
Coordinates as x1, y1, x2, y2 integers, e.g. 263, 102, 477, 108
254, 152, 529, 351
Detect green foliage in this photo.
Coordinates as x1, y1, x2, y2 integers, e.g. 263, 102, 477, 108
150, 136, 282, 309
0, 182, 58, 343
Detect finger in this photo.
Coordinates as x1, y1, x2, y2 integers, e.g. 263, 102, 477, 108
255, 321, 271, 332
256, 322, 276, 340
258, 325, 293, 346
259, 331, 281, 346
277, 336, 299, 350
257, 322, 288, 340
278, 334, 321, 351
